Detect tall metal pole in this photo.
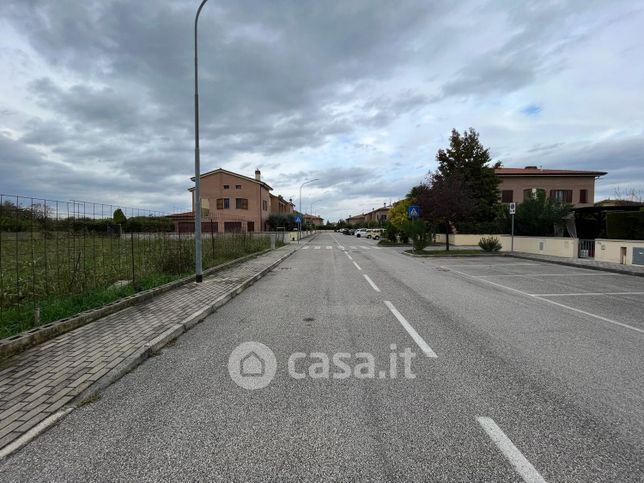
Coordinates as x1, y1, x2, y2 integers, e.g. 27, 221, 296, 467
194, 0, 209, 283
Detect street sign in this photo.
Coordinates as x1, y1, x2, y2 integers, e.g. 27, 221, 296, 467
509, 202, 516, 215
295, 215, 302, 224
408, 205, 421, 219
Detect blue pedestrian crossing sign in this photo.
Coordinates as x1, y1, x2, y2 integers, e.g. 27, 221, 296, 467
408, 205, 421, 219
295, 215, 302, 224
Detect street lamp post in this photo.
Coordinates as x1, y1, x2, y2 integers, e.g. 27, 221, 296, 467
193, 0, 209, 283
299, 178, 318, 241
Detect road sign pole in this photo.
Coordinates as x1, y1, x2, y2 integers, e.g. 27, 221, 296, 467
511, 213, 515, 252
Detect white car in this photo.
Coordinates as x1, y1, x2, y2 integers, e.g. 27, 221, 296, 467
354, 229, 368, 238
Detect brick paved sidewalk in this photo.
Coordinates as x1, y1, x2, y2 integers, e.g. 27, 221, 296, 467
0, 245, 295, 452
508, 252, 644, 276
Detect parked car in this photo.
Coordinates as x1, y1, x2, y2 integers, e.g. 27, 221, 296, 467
366, 228, 383, 240
355, 229, 368, 238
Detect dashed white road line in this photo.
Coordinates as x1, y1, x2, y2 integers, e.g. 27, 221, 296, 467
363, 274, 381, 292
302, 246, 310, 250
346, 253, 354, 261
352, 261, 362, 271
326, 246, 332, 249
537, 291, 644, 297
384, 301, 437, 358
476, 417, 546, 483
447, 267, 644, 334
314, 246, 321, 250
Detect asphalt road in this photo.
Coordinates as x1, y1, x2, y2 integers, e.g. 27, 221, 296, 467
1, 232, 642, 481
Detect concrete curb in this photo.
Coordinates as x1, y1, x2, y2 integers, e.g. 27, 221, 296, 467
0, 247, 296, 460
505, 253, 644, 277
0, 248, 275, 361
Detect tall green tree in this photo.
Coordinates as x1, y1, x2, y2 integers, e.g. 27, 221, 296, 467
435, 128, 500, 221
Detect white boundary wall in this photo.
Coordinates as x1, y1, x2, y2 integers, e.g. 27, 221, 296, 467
435, 233, 644, 264
435, 234, 577, 257
595, 239, 644, 265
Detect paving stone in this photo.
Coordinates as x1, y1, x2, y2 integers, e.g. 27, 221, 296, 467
0, 246, 293, 452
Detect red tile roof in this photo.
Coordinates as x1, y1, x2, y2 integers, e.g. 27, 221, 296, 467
495, 167, 606, 176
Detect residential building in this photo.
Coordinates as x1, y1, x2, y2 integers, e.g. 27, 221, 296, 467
303, 214, 324, 226
172, 168, 294, 233
346, 214, 366, 225
364, 203, 391, 223
495, 166, 606, 207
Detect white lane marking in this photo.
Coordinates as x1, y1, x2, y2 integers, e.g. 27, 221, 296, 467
346, 253, 354, 261
537, 291, 644, 297
314, 246, 321, 250
326, 245, 332, 249
360, 246, 370, 250
353, 261, 362, 271
302, 246, 310, 250
374, 246, 382, 250
478, 273, 622, 278
448, 268, 644, 334
384, 301, 437, 358
476, 417, 546, 483
350, 246, 357, 250
363, 274, 381, 292
338, 246, 345, 250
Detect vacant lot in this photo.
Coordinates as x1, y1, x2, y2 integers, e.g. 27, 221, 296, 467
0, 231, 273, 338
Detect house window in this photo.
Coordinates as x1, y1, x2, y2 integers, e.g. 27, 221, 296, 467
236, 198, 248, 210
247, 221, 254, 232
201, 198, 209, 217
580, 189, 588, 203
550, 190, 573, 203
223, 185, 230, 189
217, 198, 230, 209
501, 190, 514, 203
224, 222, 242, 233
262, 200, 268, 211
524, 188, 545, 201
235, 184, 242, 189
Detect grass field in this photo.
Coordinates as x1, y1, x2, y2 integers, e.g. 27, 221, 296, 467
0, 231, 275, 338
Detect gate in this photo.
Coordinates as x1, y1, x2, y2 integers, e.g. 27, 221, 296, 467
578, 239, 595, 258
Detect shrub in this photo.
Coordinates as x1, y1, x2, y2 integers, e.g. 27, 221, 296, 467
402, 220, 429, 252
605, 211, 644, 239
478, 236, 502, 252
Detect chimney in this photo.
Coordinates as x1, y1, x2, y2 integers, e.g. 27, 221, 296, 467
255, 169, 261, 181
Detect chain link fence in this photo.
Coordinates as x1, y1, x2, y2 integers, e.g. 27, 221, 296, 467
0, 194, 278, 338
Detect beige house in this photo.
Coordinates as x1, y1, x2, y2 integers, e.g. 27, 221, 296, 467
364, 204, 391, 223
346, 214, 366, 225
173, 169, 294, 233
495, 167, 606, 207
303, 214, 324, 226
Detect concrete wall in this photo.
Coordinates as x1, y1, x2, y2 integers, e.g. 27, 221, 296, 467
287, 230, 315, 242
595, 239, 644, 265
435, 233, 578, 257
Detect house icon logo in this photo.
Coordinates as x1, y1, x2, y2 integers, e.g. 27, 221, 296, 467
228, 342, 277, 390
240, 351, 265, 377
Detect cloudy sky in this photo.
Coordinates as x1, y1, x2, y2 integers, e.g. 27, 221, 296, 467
1, 0, 643, 221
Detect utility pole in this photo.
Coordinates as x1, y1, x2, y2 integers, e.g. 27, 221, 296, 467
193, 0, 209, 283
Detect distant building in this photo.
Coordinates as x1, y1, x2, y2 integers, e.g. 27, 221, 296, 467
303, 214, 324, 226
364, 203, 391, 223
346, 214, 366, 225
495, 166, 606, 207
171, 168, 294, 233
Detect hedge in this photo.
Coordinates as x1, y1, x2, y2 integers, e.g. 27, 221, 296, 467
605, 210, 644, 240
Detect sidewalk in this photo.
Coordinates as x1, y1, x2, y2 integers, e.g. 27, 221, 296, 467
507, 252, 644, 276
0, 245, 295, 454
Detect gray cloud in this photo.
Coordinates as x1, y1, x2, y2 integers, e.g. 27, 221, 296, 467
0, 0, 642, 220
